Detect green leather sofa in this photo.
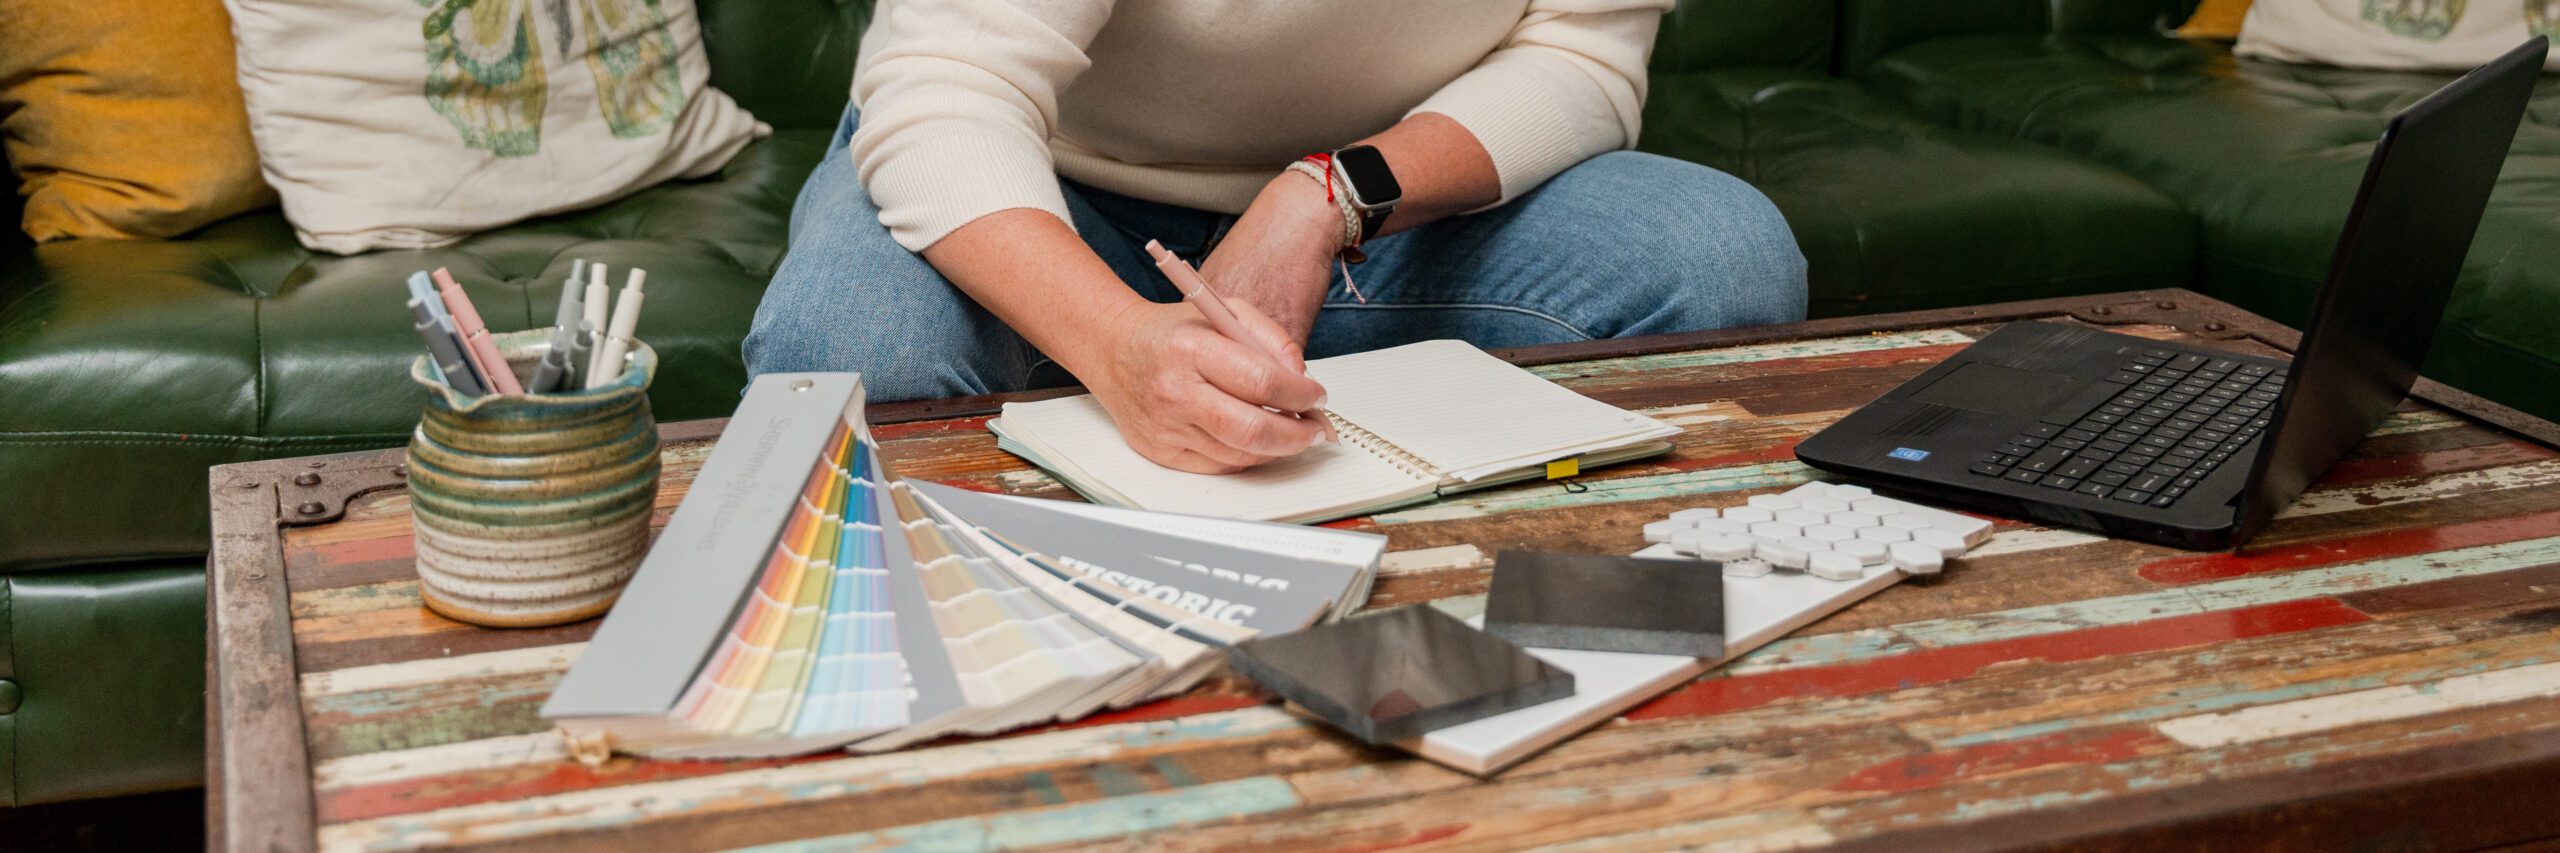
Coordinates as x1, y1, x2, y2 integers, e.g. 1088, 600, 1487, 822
4, 0, 2555, 807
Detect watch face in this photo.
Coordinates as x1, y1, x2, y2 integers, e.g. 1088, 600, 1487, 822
1333, 145, 1402, 208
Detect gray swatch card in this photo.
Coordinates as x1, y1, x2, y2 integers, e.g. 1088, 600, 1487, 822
910, 482, 1354, 633
1483, 550, 1725, 658
860, 438, 972, 741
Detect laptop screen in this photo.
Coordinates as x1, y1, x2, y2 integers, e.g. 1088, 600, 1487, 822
2232, 37, 2548, 544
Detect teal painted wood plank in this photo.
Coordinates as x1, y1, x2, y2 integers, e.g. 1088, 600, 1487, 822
1086, 763, 1149, 798
317, 707, 1307, 851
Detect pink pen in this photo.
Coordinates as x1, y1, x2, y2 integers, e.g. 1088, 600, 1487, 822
1145, 240, 1337, 444
432, 268, 526, 395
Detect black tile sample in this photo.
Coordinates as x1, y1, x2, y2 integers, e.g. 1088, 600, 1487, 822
1227, 605, 1574, 744
1483, 550, 1724, 657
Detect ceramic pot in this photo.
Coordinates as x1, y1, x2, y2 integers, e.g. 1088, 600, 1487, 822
406, 329, 660, 628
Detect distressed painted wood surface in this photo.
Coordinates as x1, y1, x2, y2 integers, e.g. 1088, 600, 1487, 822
256, 317, 2560, 852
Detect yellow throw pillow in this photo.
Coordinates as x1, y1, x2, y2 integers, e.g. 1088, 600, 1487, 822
0, 0, 276, 242
2180, 0, 2256, 40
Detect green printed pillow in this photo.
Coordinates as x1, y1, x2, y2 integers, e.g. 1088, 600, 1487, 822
226, 0, 768, 254
2237, 0, 2560, 70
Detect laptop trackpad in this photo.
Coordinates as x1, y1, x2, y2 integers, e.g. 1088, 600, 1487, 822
1909, 363, 2074, 417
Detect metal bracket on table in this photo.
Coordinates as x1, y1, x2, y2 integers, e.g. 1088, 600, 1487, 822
244, 460, 413, 527
2069, 297, 2253, 341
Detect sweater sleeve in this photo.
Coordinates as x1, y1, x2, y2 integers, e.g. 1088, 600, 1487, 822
848, 0, 1114, 251
1406, 0, 1671, 204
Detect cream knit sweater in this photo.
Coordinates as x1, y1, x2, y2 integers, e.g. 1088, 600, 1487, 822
849, 0, 1672, 250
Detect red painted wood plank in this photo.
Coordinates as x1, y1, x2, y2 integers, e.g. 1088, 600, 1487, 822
1627, 598, 2371, 722
2142, 508, 2560, 585
2335, 562, 2560, 618
1830, 728, 2171, 794
2315, 439, 2556, 486
285, 556, 420, 595
286, 536, 415, 578
1310, 823, 1473, 853
871, 415, 994, 441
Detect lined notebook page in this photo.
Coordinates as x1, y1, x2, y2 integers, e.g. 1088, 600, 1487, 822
998, 395, 1434, 522
1308, 340, 1675, 482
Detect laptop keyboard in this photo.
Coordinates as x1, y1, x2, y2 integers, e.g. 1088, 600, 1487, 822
1968, 348, 2283, 509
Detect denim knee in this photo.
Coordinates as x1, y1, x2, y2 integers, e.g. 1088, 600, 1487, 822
1598, 151, 1809, 330
744, 255, 1033, 402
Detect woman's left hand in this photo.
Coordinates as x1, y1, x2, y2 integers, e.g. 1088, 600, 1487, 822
1199, 172, 1344, 350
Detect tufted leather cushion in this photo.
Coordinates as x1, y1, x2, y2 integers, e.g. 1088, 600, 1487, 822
1838, 0, 2201, 74
1640, 68, 2197, 317
1654, 0, 1835, 74
0, 130, 826, 571
1864, 35, 2560, 423
0, 562, 206, 805
699, 0, 872, 131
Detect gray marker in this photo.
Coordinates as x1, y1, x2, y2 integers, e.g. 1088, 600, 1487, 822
529, 260, 589, 393
565, 323, 597, 388
411, 296, 488, 397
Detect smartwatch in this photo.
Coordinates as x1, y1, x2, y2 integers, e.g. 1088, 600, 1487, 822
1327, 144, 1402, 245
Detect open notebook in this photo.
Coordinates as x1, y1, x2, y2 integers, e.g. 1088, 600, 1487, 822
991, 340, 1679, 523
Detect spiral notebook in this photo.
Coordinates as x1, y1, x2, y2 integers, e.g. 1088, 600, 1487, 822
991, 340, 1680, 523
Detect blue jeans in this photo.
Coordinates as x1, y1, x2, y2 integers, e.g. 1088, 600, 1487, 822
746, 107, 1808, 401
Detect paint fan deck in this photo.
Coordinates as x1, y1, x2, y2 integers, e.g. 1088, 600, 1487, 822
540, 375, 1379, 761
209, 291, 2560, 852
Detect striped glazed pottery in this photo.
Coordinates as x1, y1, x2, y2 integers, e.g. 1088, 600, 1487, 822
406, 329, 660, 628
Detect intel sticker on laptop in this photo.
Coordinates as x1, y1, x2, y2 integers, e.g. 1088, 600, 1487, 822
1888, 447, 1931, 462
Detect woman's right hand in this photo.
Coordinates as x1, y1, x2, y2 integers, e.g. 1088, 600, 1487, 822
1082, 301, 1331, 474
916, 208, 1330, 473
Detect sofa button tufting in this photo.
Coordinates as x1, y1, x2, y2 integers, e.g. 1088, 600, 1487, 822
0, 678, 19, 715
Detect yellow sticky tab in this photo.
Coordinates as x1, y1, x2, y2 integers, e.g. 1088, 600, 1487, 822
1545, 458, 1580, 480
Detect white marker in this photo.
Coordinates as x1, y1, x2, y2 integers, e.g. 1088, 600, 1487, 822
585, 268, 647, 389
582, 263, 611, 378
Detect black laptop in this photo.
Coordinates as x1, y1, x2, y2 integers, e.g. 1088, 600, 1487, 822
1794, 37, 2547, 552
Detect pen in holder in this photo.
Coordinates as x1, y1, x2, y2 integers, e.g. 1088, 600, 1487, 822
406, 329, 660, 628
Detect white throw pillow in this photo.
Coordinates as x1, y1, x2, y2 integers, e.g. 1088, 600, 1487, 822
227, 0, 770, 254
2237, 0, 2560, 71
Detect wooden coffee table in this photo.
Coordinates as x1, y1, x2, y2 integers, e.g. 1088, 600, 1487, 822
207, 290, 2560, 852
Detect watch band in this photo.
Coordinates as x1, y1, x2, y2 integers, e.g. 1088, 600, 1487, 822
1353, 204, 1388, 245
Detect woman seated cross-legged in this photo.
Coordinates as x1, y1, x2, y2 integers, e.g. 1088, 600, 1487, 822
746, 0, 1809, 474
